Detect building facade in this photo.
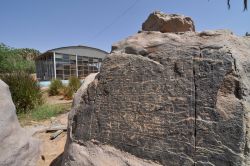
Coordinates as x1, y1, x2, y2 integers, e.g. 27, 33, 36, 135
35, 46, 108, 81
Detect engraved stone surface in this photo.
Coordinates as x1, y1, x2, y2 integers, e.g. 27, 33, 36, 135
62, 29, 250, 165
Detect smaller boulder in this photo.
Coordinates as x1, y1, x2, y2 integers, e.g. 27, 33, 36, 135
142, 11, 195, 33
0, 80, 40, 166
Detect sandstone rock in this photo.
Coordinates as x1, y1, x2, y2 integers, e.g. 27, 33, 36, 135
0, 80, 41, 166
62, 17, 250, 166
142, 11, 195, 33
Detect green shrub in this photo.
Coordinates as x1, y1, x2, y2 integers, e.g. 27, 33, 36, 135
49, 79, 63, 96
63, 86, 74, 100
1, 72, 43, 114
62, 76, 81, 100
68, 76, 81, 92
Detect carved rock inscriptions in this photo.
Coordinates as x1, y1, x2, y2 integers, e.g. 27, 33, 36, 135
62, 13, 250, 166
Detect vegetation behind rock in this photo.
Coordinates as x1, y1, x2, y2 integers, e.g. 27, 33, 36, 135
1, 72, 43, 114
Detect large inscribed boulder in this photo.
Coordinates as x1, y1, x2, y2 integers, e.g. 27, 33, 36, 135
62, 13, 250, 166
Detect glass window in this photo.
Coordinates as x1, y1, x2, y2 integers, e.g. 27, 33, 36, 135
56, 54, 63, 59
63, 54, 69, 60
64, 65, 70, 70
84, 66, 88, 70
93, 58, 99, 62
57, 75, 63, 80
78, 71, 84, 76
77, 56, 82, 60
64, 75, 70, 79
64, 70, 70, 75
70, 55, 76, 60
56, 70, 63, 75
83, 57, 88, 61
89, 57, 93, 63
71, 70, 76, 75
78, 61, 83, 65
84, 70, 88, 74
70, 60, 76, 64
56, 64, 63, 70
71, 64, 76, 69
78, 66, 84, 71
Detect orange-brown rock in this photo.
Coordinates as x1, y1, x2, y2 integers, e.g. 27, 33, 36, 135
142, 11, 195, 33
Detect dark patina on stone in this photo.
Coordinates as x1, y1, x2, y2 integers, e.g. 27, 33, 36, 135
65, 30, 250, 166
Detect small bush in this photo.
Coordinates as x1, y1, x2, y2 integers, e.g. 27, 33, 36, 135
68, 76, 81, 92
49, 79, 63, 96
62, 77, 81, 100
63, 86, 74, 100
1, 72, 43, 114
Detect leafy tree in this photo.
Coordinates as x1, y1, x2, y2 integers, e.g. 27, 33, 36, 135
0, 43, 40, 73
16, 48, 40, 60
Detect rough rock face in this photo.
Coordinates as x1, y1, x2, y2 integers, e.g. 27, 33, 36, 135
62, 18, 250, 166
0, 80, 40, 166
61, 73, 161, 166
142, 11, 195, 33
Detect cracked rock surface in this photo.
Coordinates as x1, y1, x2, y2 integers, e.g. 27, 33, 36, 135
62, 30, 250, 165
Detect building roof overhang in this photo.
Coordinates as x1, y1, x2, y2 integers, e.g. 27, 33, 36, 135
36, 45, 109, 60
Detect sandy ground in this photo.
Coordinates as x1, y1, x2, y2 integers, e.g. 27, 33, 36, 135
22, 91, 72, 166
33, 113, 68, 166
42, 90, 72, 105
35, 131, 66, 166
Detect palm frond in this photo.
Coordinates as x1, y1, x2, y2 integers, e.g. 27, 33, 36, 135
244, 0, 248, 10
227, 0, 231, 9
228, 0, 247, 11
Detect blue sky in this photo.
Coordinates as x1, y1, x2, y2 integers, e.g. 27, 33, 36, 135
0, 0, 249, 53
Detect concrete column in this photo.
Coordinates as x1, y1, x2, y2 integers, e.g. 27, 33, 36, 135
53, 52, 56, 79
76, 54, 78, 78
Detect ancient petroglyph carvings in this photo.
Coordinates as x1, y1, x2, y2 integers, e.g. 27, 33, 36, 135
63, 26, 250, 166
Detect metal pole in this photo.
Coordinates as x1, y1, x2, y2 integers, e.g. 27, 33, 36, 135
53, 52, 56, 79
